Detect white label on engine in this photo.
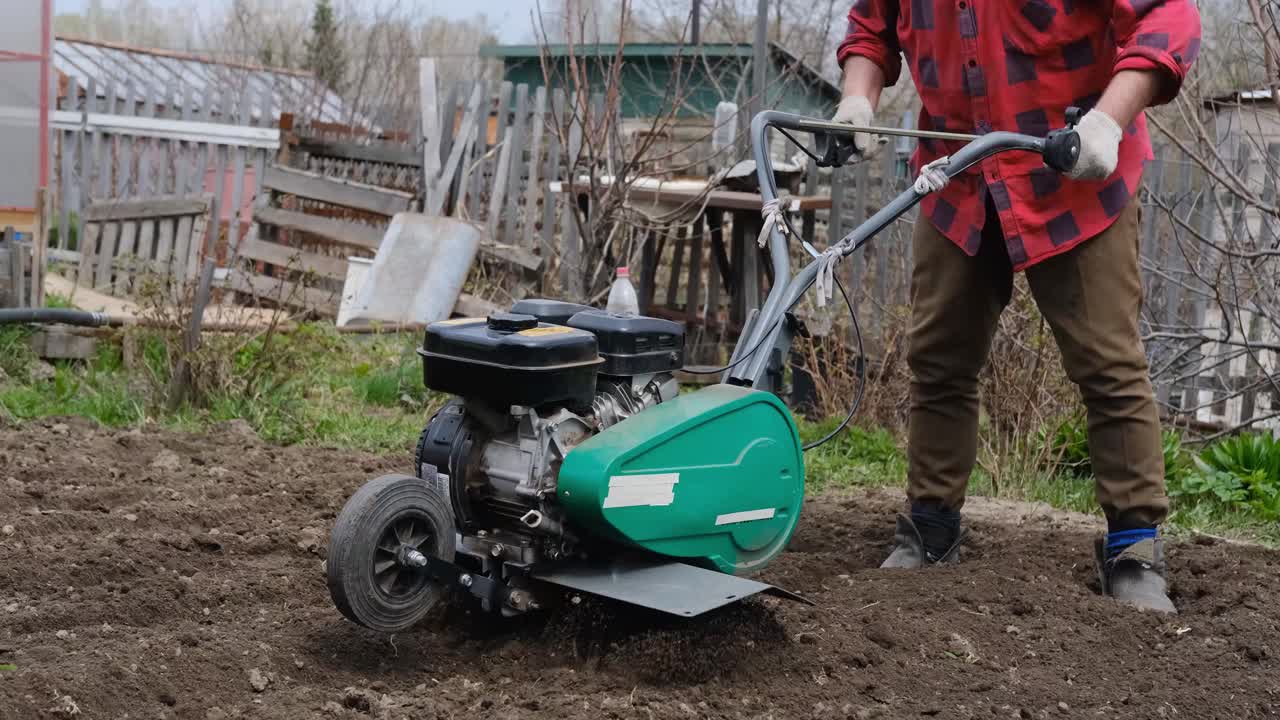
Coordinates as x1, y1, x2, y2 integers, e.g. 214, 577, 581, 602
714, 508, 776, 525
603, 473, 679, 508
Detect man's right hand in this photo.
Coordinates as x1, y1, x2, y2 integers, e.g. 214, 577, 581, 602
832, 95, 875, 154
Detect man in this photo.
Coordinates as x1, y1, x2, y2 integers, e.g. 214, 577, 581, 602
833, 0, 1200, 612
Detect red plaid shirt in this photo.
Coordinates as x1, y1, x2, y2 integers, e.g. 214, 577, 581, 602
837, 0, 1200, 269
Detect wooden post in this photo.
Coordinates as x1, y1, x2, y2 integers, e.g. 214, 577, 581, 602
167, 257, 216, 411
638, 230, 656, 313
502, 84, 529, 247
487, 128, 514, 243
522, 87, 548, 250
419, 58, 441, 196
32, 188, 47, 307
666, 225, 689, 308
686, 219, 704, 323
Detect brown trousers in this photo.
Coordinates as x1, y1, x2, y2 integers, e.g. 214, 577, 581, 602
906, 198, 1168, 528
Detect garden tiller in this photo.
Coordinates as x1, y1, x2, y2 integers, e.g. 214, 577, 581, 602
325, 109, 1083, 632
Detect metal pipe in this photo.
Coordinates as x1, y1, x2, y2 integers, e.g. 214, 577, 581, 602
793, 117, 982, 144
0, 308, 110, 327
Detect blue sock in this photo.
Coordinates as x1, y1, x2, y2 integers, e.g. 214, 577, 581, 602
1105, 528, 1157, 559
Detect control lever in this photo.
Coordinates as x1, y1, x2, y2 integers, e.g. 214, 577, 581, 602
1042, 106, 1082, 174
813, 132, 858, 168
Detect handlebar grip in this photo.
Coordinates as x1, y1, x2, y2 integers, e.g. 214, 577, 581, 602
1042, 127, 1081, 174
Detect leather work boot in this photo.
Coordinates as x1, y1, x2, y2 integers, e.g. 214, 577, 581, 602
1095, 536, 1177, 614
880, 514, 967, 568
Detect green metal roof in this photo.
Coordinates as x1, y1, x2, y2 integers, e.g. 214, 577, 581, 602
480, 42, 839, 101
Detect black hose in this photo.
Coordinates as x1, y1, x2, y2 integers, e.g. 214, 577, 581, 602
0, 308, 111, 327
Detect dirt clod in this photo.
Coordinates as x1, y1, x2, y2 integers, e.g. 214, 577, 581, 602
151, 449, 182, 471
247, 668, 269, 692
1, 424, 1277, 719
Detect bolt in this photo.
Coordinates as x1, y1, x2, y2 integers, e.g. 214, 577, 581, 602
459, 574, 473, 588
490, 544, 505, 558
399, 548, 429, 568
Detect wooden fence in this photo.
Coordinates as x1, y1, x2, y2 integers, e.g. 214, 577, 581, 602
49, 75, 278, 282
41, 65, 1278, 431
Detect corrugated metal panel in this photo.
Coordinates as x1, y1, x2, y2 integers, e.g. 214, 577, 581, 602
52, 37, 361, 125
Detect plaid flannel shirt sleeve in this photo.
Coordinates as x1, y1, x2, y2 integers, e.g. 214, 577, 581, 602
1111, 0, 1202, 104
835, 0, 903, 85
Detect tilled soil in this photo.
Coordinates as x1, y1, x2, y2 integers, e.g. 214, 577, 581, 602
2, 419, 1278, 720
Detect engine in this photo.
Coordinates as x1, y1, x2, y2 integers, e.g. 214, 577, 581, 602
415, 300, 684, 565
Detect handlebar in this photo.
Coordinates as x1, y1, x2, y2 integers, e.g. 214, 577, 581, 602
726, 110, 1081, 387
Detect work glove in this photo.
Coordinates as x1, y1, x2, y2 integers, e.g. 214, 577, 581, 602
1066, 109, 1123, 181
831, 95, 875, 155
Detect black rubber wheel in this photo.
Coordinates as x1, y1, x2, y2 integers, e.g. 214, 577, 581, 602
327, 473, 455, 633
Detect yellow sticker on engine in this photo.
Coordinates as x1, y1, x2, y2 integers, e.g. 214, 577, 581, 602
518, 326, 577, 336
435, 317, 485, 325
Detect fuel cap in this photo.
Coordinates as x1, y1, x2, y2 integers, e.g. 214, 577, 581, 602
487, 312, 539, 332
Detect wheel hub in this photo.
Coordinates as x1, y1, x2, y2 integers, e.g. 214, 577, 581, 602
372, 514, 435, 598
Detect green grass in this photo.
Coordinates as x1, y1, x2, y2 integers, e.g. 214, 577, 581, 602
799, 418, 906, 492
0, 323, 438, 453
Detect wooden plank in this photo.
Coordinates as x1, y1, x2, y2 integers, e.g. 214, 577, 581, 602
76, 81, 91, 250
433, 84, 482, 215
437, 81, 463, 172
742, 213, 760, 316
238, 237, 348, 281
468, 78, 491, 219
207, 144, 228, 262
98, 81, 116, 198
83, 196, 213, 222
224, 271, 337, 314
638, 230, 656, 313
185, 206, 209, 284
115, 220, 139, 295
706, 209, 725, 326
253, 206, 385, 250
479, 240, 542, 272
487, 128, 514, 243
419, 58, 442, 182
666, 225, 688, 307
77, 221, 101, 287
730, 213, 746, 325
295, 138, 420, 167
135, 219, 157, 270
260, 165, 413, 216
521, 86, 548, 250
31, 190, 46, 306
227, 144, 249, 252
561, 194, 581, 302
172, 215, 194, 285
539, 119, 562, 258
502, 84, 530, 247
686, 218, 704, 323
117, 80, 136, 197
155, 216, 175, 267
59, 76, 78, 250
94, 221, 119, 291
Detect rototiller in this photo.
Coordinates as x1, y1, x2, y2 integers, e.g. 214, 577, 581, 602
326, 110, 1083, 632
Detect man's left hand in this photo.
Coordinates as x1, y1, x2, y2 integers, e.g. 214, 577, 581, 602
1066, 109, 1124, 181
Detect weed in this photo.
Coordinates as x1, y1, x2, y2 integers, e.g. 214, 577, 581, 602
799, 419, 906, 491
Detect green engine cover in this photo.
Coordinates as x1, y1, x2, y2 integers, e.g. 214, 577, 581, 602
557, 384, 804, 575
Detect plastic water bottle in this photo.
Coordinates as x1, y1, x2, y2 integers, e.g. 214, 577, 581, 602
606, 267, 640, 316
